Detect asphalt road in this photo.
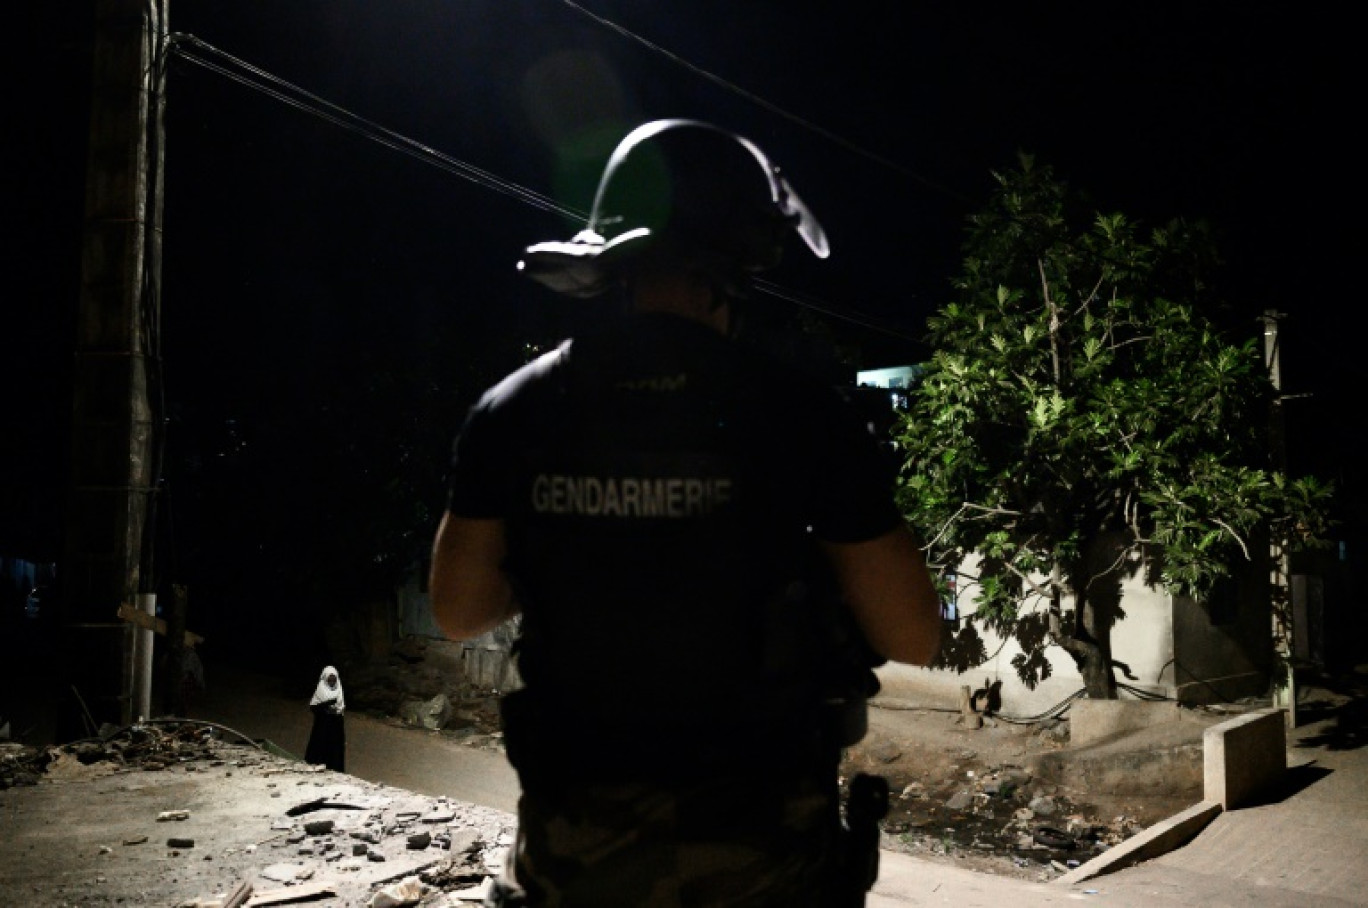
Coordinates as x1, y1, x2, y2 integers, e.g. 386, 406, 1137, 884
189, 663, 522, 815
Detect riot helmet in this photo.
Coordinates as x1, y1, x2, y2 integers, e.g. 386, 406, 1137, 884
519, 119, 828, 298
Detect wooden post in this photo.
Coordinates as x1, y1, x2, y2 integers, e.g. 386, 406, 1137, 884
957, 684, 982, 729
1262, 311, 1296, 729
61, 0, 168, 733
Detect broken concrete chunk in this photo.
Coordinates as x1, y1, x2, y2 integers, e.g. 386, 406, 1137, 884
451, 878, 495, 902
446, 829, 482, 854
367, 875, 427, 908
483, 846, 508, 872
945, 789, 975, 811
259, 862, 301, 883
398, 693, 453, 731
242, 881, 335, 905
157, 810, 190, 822
167, 837, 195, 849
303, 819, 334, 836
407, 831, 431, 849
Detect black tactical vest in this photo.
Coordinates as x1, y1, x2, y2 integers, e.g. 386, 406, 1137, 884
466, 315, 883, 783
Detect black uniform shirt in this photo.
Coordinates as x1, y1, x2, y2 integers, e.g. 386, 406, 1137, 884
446, 313, 901, 762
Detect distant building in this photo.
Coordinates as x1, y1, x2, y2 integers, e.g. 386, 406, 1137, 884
856, 364, 922, 411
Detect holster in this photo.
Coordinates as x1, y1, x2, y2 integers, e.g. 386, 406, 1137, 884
841, 772, 890, 903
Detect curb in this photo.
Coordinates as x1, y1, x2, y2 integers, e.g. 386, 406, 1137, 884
1053, 800, 1223, 885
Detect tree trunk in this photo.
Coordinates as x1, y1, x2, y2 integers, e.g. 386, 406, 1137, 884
1054, 538, 1130, 700
1054, 595, 1119, 699
1077, 645, 1117, 699
1077, 595, 1118, 699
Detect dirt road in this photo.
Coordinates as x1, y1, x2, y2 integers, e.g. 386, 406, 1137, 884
185, 659, 1198, 883
189, 664, 521, 814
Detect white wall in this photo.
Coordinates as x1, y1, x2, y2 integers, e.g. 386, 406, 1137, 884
877, 556, 1176, 716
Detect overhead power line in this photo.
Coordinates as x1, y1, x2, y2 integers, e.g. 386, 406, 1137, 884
165, 33, 924, 346
557, 0, 973, 206
169, 34, 586, 221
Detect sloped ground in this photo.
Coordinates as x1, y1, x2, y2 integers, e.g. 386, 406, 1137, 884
0, 730, 516, 907
3, 635, 1293, 902
845, 699, 1201, 882
339, 637, 1223, 884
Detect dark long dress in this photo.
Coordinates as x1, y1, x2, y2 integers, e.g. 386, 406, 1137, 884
305, 705, 345, 771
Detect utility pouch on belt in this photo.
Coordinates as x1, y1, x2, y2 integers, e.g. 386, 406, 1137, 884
843, 772, 890, 901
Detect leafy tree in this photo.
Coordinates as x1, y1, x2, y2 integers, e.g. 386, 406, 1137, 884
893, 155, 1333, 699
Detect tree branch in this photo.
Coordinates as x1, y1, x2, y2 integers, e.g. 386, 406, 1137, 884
1086, 540, 1139, 593
1108, 334, 1152, 352
1212, 516, 1252, 561
1039, 259, 1062, 384
1074, 274, 1106, 316
962, 501, 1025, 518
1000, 558, 1056, 602
922, 502, 972, 552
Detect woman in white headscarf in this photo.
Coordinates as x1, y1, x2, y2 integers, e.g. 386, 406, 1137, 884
304, 665, 346, 771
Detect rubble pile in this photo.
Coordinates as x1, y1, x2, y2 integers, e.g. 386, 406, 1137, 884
339, 638, 505, 745
872, 759, 1143, 880
171, 780, 517, 907
92, 720, 225, 767
4, 721, 232, 789
0, 740, 49, 788
3, 733, 520, 908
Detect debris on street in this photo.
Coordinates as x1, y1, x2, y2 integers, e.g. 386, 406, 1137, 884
0, 724, 517, 908
865, 758, 1146, 881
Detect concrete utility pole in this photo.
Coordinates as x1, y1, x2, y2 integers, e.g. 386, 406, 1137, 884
1262, 310, 1295, 728
62, 0, 168, 732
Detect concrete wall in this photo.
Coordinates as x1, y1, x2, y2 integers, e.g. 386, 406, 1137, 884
397, 575, 444, 639
1169, 551, 1272, 705
879, 554, 1177, 715
1204, 707, 1286, 808
1070, 698, 1185, 747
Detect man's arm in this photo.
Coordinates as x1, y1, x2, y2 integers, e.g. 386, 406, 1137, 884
820, 523, 941, 666
429, 512, 520, 641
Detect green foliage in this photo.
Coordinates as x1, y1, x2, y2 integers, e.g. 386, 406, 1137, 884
894, 155, 1334, 694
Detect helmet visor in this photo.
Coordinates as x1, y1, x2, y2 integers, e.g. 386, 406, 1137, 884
775, 172, 829, 260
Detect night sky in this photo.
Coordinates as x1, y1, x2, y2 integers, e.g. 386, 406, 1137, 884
6, 3, 1360, 653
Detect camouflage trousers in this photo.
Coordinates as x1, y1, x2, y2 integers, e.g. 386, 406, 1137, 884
487, 772, 855, 907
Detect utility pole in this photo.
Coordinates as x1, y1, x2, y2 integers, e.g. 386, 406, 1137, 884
62, 0, 168, 733
1262, 310, 1295, 728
